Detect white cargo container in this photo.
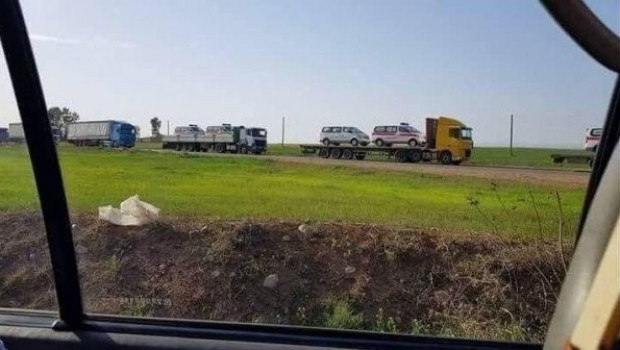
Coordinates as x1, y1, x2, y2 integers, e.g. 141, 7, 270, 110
8, 122, 61, 143
8, 123, 25, 140
66, 121, 113, 140
66, 120, 136, 147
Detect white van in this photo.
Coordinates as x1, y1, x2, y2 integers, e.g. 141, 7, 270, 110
371, 123, 425, 147
585, 127, 602, 152
320, 126, 370, 146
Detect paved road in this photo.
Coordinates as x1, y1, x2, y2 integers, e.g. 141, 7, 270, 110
149, 150, 590, 188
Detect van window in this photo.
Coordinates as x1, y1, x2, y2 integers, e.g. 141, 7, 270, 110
322, 127, 331, 133
398, 126, 409, 132
332, 127, 342, 133
374, 126, 385, 132
590, 128, 603, 136
386, 126, 397, 133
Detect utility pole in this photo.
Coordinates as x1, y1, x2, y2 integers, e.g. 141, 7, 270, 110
167, 120, 170, 136
281, 116, 285, 147
510, 114, 514, 156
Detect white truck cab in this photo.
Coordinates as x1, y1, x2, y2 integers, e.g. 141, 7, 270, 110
320, 126, 370, 146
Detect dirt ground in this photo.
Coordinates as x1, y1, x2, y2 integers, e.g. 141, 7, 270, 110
0, 213, 572, 342
153, 150, 589, 188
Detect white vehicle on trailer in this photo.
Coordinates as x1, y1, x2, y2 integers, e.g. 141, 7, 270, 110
319, 126, 370, 146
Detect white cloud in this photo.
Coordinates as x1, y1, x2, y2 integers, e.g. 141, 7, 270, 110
29, 34, 135, 49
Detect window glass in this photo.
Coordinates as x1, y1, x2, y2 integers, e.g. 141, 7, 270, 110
15, 0, 611, 343
0, 73, 57, 311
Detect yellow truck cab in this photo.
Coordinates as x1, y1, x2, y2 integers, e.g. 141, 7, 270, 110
426, 117, 473, 165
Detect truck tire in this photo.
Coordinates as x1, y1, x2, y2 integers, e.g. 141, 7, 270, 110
395, 150, 408, 163
240, 144, 248, 154
410, 149, 422, 163
322, 138, 331, 146
439, 151, 453, 165
342, 149, 354, 160
408, 139, 418, 147
319, 148, 330, 158
350, 138, 359, 146
330, 148, 343, 159
215, 143, 226, 153
375, 139, 385, 147
175, 143, 182, 151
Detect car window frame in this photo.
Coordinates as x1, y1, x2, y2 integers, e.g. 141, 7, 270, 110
1, 0, 619, 349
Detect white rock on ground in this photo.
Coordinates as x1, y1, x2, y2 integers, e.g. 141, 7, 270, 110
345, 266, 356, 274
263, 274, 279, 288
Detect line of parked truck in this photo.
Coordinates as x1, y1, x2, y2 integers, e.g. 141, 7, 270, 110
2, 115, 475, 166
165, 116, 474, 165
2, 120, 137, 147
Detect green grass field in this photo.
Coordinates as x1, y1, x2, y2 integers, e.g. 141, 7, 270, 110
0, 145, 586, 238
138, 142, 591, 169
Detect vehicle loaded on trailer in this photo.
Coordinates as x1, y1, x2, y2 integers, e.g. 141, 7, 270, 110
9, 122, 60, 143
551, 127, 601, 167
320, 126, 370, 146
301, 116, 473, 165
162, 123, 268, 154
372, 122, 425, 147
66, 120, 136, 147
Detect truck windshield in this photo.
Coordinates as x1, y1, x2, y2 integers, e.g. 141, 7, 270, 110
460, 128, 472, 140
252, 129, 267, 137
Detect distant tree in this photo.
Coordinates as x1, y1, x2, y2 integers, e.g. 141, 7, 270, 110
150, 117, 162, 137
48, 106, 79, 139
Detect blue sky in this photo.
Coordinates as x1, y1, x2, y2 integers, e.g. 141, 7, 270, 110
1, 0, 618, 147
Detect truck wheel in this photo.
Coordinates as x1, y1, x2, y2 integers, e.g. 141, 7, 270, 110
375, 139, 384, 147
439, 151, 453, 165
175, 144, 182, 151
322, 138, 331, 146
350, 138, 359, 146
342, 149, 354, 160
319, 148, 330, 158
240, 145, 248, 154
395, 150, 408, 163
330, 148, 343, 159
410, 150, 422, 163
215, 143, 226, 153
408, 139, 418, 147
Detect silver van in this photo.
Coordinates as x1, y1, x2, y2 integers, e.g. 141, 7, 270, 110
320, 126, 370, 146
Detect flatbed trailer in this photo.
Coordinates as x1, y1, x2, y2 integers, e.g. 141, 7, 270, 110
299, 144, 466, 164
551, 153, 594, 167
